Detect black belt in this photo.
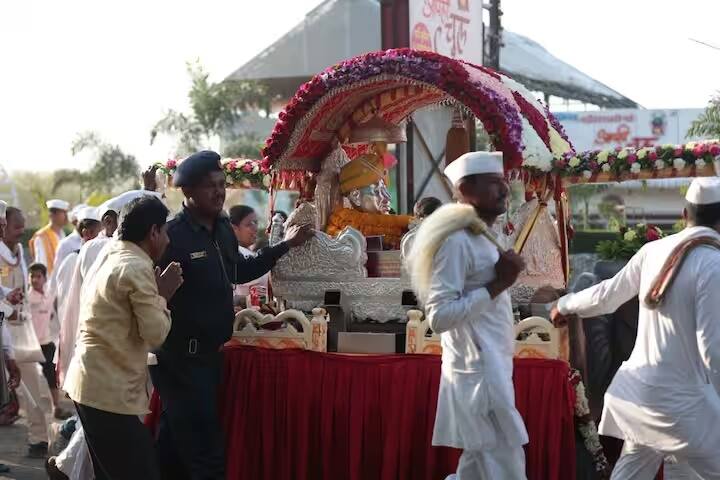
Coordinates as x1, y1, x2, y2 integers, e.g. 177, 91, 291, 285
160, 338, 222, 359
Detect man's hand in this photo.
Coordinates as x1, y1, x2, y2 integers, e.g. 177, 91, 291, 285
156, 262, 184, 301
285, 224, 315, 248
495, 249, 525, 285
487, 250, 525, 298
6, 288, 23, 306
5, 357, 20, 390
550, 304, 571, 328
142, 165, 159, 192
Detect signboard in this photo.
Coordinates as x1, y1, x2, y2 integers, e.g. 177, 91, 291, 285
554, 109, 706, 152
409, 0, 484, 65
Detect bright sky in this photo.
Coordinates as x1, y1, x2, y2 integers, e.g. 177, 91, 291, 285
1, 0, 718, 173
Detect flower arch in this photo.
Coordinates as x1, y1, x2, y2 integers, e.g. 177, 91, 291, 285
262, 48, 575, 185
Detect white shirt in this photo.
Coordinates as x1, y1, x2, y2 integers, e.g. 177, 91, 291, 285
0, 285, 15, 358
558, 226, 720, 455
79, 235, 111, 281
57, 236, 112, 386
55, 252, 81, 385
424, 229, 528, 451
234, 245, 270, 298
54, 231, 81, 277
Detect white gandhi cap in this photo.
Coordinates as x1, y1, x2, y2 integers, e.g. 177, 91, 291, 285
46, 199, 70, 211
69, 204, 88, 222
99, 190, 163, 219
444, 151, 504, 186
75, 206, 101, 223
685, 177, 720, 205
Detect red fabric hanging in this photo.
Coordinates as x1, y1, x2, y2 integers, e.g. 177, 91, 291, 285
513, 358, 576, 480
147, 348, 577, 479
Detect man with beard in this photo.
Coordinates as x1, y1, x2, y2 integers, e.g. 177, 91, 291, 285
150, 151, 313, 479
408, 151, 528, 479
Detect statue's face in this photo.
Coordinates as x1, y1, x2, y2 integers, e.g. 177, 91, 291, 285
348, 179, 391, 214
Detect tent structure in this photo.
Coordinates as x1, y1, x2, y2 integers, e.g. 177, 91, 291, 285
227, 0, 636, 109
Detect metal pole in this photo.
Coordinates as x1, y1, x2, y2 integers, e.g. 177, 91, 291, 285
485, 0, 502, 71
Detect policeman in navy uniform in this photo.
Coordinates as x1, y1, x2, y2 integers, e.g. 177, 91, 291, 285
150, 151, 313, 479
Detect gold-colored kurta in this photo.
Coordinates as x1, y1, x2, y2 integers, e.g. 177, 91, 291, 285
64, 241, 171, 415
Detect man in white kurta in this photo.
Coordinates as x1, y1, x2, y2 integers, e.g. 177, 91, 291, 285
52, 208, 100, 385
410, 152, 528, 480
53, 204, 86, 277
554, 177, 720, 479
56, 190, 162, 386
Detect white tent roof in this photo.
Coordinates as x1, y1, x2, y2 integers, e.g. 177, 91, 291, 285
227, 0, 636, 108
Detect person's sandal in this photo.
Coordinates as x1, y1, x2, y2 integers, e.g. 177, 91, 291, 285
27, 441, 48, 459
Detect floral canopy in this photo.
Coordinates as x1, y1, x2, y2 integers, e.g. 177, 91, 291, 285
261, 48, 576, 187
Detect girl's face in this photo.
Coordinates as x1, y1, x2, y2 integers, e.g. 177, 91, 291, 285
233, 212, 258, 248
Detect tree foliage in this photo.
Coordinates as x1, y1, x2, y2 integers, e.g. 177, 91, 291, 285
567, 184, 609, 230
151, 60, 269, 158
53, 131, 140, 195
687, 94, 720, 138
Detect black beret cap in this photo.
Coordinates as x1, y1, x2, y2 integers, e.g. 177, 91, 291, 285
174, 150, 223, 187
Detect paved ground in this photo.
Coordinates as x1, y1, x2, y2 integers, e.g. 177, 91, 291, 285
0, 417, 47, 480
0, 374, 74, 480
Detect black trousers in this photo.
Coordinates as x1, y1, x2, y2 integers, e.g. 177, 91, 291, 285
149, 351, 225, 480
40, 342, 58, 389
75, 402, 160, 480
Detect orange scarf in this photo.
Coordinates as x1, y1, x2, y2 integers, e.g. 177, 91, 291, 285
29, 225, 61, 272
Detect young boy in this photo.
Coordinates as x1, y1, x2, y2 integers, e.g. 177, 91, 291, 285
28, 262, 70, 420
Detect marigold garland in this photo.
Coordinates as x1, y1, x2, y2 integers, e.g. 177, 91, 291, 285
325, 207, 412, 250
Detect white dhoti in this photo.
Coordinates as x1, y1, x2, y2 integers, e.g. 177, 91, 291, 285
612, 442, 720, 480
433, 367, 527, 452
446, 444, 526, 480
17, 363, 49, 444
56, 424, 94, 480
664, 458, 704, 480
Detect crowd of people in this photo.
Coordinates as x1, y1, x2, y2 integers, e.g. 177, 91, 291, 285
2, 148, 720, 480
0, 152, 314, 479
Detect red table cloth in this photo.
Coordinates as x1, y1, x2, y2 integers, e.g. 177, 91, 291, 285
148, 347, 576, 480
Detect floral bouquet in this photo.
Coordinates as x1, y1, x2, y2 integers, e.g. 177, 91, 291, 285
596, 223, 664, 261
155, 158, 272, 190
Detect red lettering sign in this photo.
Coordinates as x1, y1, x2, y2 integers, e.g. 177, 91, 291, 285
594, 124, 631, 145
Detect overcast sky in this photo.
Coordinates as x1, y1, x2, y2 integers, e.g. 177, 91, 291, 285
1, 0, 718, 173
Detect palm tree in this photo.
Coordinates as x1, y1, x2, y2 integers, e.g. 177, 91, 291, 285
687, 94, 720, 138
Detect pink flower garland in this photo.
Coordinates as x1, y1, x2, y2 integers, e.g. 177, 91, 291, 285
262, 49, 573, 174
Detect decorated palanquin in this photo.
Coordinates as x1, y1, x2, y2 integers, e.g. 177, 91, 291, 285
261, 48, 579, 324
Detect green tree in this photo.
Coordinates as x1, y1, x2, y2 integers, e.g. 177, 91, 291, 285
53, 131, 140, 196
151, 60, 269, 158
568, 184, 609, 230
687, 94, 720, 138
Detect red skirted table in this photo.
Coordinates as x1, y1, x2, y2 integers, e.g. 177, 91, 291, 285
147, 347, 576, 480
